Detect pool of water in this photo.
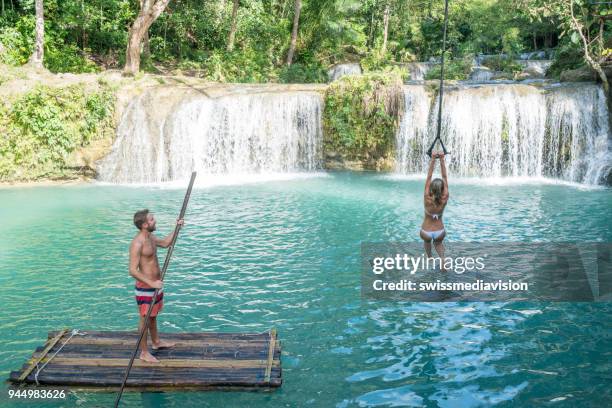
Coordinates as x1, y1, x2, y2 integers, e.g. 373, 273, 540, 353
1, 172, 611, 407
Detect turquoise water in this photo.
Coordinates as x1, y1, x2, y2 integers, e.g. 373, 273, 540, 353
1, 172, 611, 407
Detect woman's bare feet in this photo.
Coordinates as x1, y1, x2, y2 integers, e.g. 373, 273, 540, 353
139, 351, 160, 363
152, 340, 176, 350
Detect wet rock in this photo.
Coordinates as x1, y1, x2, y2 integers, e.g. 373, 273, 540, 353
560, 67, 597, 82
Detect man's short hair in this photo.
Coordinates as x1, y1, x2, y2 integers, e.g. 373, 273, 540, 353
134, 209, 149, 230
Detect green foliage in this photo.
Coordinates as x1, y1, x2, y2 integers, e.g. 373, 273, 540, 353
0, 0, 595, 82
361, 51, 389, 72
323, 72, 403, 163
46, 43, 100, 73
0, 84, 115, 181
0, 11, 99, 73
502, 27, 522, 55
279, 62, 327, 84
0, 15, 34, 65
480, 55, 523, 74
548, 42, 587, 79
425, 56, 473, 80
200, 49, 279, 83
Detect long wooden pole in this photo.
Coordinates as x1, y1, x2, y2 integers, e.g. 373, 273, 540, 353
114, 171, 197, 408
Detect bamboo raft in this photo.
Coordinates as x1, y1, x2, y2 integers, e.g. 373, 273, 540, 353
9, 328, 282, 391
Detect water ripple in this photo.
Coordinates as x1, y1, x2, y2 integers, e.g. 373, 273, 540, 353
0, 173, 610, 407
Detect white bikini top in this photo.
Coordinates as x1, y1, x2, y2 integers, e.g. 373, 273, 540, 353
425, 209, 443, 220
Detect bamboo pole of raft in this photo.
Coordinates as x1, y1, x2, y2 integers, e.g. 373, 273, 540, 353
264, 328, 276, 383
114, 171, 197, 408
18, 328, 68, 382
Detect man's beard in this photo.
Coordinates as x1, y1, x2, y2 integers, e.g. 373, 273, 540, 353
147, 225, 156, 232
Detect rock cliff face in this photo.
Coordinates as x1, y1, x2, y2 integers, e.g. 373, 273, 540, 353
323, 151, 395, 172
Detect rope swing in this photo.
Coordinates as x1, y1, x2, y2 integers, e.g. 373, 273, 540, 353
426, 0, 450, 158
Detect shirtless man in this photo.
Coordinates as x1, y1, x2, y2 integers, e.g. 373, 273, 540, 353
129, 209, 183, 363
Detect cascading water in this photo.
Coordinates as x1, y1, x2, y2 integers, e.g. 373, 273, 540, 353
469, 67, 494, 82
97, 82, 610, 185
396, 83, 611, 184
97, 87, 323, 183
518, 60, 553, 77
328, 63, 362, 82
406, 62, 438, 81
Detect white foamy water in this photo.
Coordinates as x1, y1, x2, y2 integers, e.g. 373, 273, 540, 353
519, 60, 552, 77
407, 62, 436, 81
328, 63, 362, 82
469, 67, 494, 82
98, 82, 610, 186
95, 172, 329, 189
97, 89, 323, 183
396, 83, 611, 185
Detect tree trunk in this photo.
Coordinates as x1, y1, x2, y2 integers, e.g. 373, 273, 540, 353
381, 2, 390, 54
28, 0, 44, 69
544, 32, 552, 48
227, 0, 239, 51
124, 0, 171, 76
367, 0, 378, 49
142, 30, 151, 62
286, 0, 301, 66
569, 0, 609, 94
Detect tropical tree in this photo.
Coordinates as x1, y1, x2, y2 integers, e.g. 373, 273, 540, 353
28, 0, 44, 68
381, 1, 390, 54
124, 0, 172, 75
227, 0, 239, 51
286, 0, 302, 65
517, 0, 611, 91
567, 0, 610, 92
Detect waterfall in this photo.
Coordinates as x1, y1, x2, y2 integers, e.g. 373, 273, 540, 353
396, 83, 611, 185
407, 62, 436, 81
97, 88, 323, 183
518, 60, 553, 77
328, 63, 362, 82
469, 67, 494, 82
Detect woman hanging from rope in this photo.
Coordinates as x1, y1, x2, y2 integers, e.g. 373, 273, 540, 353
420, 0, 450, 260
420, 151, 449, 260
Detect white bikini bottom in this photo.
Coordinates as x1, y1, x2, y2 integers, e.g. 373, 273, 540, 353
421, 228, 445, 241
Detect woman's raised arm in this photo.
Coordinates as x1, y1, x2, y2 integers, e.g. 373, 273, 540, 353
424, 155, 436, 196
440, 153, 449, 197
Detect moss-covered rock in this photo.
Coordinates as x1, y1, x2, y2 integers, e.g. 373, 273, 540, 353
0, 84, 116, 181
322, 72, 404, 171
560, 66, 597, 82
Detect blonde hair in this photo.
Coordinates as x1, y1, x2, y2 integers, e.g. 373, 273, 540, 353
430, 178, 444, 206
